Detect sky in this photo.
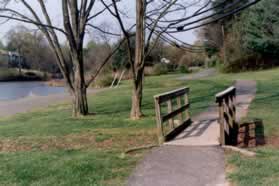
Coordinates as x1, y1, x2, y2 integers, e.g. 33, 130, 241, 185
0, 0, 201, 45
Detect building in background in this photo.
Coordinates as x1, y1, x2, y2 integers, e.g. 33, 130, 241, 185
0, 50, 10, 67
0, 49, 26, 68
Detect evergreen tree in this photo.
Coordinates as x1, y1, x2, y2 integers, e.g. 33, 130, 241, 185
242, 0, 279, 57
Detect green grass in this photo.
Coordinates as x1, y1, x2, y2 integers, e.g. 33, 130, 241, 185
0, 68, 19, 80
3, 67, 279, 185
0, 150, 136, 186
0, 72, 231, 186
228, 148, 279, 186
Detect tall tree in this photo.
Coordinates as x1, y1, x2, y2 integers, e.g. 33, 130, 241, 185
0, 1, 117, 117
242, 0, 279, 57
131, 0, 145, 119
105, 0, 260, 120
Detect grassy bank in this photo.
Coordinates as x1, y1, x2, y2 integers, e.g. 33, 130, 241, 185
0, 68, 47, 81
2, 67, 279, 185
214, 68, 279, 186
0, 73, 231, 185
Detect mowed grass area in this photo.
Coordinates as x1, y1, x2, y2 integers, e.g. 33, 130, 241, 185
0, 73, 231, 186
2, 68, 279, 186
215, 68, 279, 186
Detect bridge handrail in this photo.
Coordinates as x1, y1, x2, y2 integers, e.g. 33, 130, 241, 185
216, 86, 236, 103
216, 86, 237, 145
154, 87, 191, 144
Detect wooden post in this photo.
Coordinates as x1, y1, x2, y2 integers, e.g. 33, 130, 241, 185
154, 87, 191, 143
216, 86, 237, 146
226, 96, 233, 128
176, 96, 183, 124
231, 93, 238, 145
167, 100, 174, 129
232, 94, 236, 122
219, 100, 225, 145
154, 97, 164, 144
184, 94, 190, 119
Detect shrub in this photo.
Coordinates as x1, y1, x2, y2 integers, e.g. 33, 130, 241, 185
151, 63, 168, 76
179, 65, 190, 73
220, 54, 274, 73
93, 73, 114, 88
208, 55, 219, 67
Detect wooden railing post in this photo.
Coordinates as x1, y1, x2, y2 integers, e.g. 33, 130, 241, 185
232, 93, 236, 122
154, 87, 191, 143
218, 100, 225, 145
231, 90, 238, 145
167, 100, 174, 129
184, 93, 190, 120
154, 97, 164, 144
216, 86, 237, 146
176, 96, 183, 123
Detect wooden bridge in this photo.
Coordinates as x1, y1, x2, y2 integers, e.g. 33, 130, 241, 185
128, 80, 257, 186
154, 81, 256, 146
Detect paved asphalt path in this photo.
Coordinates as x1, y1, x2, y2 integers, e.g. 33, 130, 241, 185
177, 68, 217, 80
128, 146, 227, 186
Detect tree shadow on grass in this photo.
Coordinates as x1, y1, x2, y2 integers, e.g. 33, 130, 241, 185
91, 79, 229, 118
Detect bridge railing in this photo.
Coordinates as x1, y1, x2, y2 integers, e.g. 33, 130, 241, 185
154, 87, 191, 144
216, 86, 238, 145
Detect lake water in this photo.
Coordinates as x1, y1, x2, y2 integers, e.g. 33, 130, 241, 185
0, 82, 65, 101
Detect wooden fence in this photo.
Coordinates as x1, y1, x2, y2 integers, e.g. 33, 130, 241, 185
154, 87, 191, 144
216, 86, 238, 145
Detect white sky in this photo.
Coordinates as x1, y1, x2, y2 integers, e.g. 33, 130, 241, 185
0, 0, 200, 45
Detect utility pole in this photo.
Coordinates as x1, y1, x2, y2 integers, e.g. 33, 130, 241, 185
221, 24, 227, 65
17, 49, 22, 76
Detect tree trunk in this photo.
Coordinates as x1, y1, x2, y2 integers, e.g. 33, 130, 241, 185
221, 25, 227, 64
71, 53, 88, 117
130, 69, 144, 120
130, 0, 146, 120
72, 84, 88, 117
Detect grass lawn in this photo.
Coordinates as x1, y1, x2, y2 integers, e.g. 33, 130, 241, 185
214, 68, 279, 186
0, 72, 231, 186
2, 68, 279, 186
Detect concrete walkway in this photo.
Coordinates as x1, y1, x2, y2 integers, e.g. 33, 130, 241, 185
177, 68, 217, 81
127, 80, 256, 186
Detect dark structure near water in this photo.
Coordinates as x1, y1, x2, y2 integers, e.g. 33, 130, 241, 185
0, 49, 27, 68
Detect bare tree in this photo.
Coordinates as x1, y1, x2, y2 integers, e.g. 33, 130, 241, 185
0, 0, 122, 117
0, 0, 260, 118
104, 0, 261, 120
